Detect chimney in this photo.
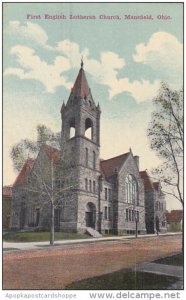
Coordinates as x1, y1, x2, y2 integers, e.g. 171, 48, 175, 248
134, 155, 139, 170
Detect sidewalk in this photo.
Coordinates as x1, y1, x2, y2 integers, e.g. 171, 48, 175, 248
3, 232, 181, 252
135, 261, 183, 289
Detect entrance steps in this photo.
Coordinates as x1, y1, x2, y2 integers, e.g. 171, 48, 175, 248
86, 227, 102, 238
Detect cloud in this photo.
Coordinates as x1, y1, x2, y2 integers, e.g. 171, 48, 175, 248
7, 21, 53, 50
4, 45, 72, 92
5, 26, 182, 101
109, 78, 160, 102
56, 39, 89, 68
4, 40, 160, 102
133, 32, 183, 85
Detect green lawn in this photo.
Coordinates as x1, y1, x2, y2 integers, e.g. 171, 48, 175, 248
3, 231, 89, 242
154, 253, 183, 266
65, 269, 177, 290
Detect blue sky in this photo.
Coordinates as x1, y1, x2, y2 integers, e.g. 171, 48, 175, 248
3, 2, 183, 209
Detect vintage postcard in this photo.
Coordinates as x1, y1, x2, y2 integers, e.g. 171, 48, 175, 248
2, 1, 183, 297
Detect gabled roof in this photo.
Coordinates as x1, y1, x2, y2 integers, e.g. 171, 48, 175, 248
71, 64, 90, 98
13, 159, 35, 187
42, 145, 60, 165
13, 145, 60, 188
100, 152, 130, 178
140, 171, 154, 192
166, 210, 183, 223
3, 186, 12, 197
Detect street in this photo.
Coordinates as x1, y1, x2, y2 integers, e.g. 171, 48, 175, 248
3, 234, 182, 289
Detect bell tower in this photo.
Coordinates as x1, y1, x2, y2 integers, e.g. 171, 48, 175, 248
60, 60, 101, 233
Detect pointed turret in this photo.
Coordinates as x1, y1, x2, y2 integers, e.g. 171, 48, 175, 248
60, 101, 66, 114
71, 60, 90, 98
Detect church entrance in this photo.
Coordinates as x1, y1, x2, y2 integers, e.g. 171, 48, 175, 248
85, 202, 96, 228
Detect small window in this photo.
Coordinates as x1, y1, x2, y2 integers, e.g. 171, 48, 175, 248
104, 207, 108, 220
129, 210, 132, 221
105, 188, 108, 200
137, 211, 139, 222
93, 151, 96, 169
93, 181, 96, 193
85, 179, 88, 191
85, 148, 88, 167
89, 180, 92, 192
126, 209, 129, 221
108, 207, 111, 221
109, 189, 112, 201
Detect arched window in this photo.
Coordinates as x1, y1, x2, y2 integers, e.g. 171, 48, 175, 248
85, 118, 93, 140
125, 174, 138, 204
85, 148, 88, 167
93, 151, 96, 169
69, 118, 75, 139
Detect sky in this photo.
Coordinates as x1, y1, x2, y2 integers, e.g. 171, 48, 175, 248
3, 2, 183, 210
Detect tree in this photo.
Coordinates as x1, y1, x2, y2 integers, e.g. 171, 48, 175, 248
148, 83, 183, 250
11, 125, 77, 245
10, 124, 61, 172
148, 82, 183, 207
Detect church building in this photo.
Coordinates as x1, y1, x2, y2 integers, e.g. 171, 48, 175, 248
11, 61, 167, 235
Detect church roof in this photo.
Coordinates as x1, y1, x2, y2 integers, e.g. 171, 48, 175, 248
13, 159, 35, 187
42, 145, 60, 165
166, 210, 183, 223
3, 186, 12, 197
140, 170, 154, 192
100, 152, 130, 178
13, 145, 60, 187
71, 63, 90, 98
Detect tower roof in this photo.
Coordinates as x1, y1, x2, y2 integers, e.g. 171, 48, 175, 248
71, 62, 90, 98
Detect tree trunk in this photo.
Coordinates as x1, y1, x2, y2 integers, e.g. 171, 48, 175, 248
135, 220, 138, 238
50, 202, 55, 245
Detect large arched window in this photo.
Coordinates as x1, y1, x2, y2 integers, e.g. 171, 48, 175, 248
85, 118, 93, 140
125, 174, 138, 204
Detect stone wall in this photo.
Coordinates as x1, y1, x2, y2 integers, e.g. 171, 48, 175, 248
117, 153, 146, 234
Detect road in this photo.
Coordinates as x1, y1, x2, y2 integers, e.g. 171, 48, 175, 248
3, 234, 182, 290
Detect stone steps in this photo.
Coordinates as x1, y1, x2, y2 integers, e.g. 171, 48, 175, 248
86, 227, 102, 238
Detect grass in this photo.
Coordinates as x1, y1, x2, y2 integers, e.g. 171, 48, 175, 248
153, 253, 183, 266
3, 248, 19, 251
65, 269, 177, 290
3, 231, 89, 242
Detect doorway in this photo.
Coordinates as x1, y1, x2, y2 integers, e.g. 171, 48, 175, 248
85, 202, 96, 228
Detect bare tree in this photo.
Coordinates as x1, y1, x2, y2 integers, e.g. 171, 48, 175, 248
26, 144, 77, 245
11, 124, 77, 245
148, 83, 183, 207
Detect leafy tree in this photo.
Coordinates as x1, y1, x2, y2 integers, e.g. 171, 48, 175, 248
148, 82, 183, 207
10, 124, 61, 172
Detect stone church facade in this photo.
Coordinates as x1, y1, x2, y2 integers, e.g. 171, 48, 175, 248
11, 62, 167, 235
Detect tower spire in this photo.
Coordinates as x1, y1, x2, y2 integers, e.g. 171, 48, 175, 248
81, 56, 84, 69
